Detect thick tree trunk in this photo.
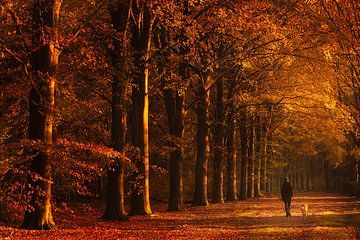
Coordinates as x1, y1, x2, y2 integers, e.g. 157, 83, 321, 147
193, 76, 210, 206
128, 3, 153, 216
239, 112, 248, 200
102, 66, 128, 220
102, 2, 130, 221
102, 163, 127, 220
21, 0, 61, 230
226, 116, 237, 201
212, 78, 224, 203
164, 89, 185, 211
247, 125, 255, 198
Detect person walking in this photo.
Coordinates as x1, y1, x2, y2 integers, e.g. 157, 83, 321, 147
281, 177, 293, 217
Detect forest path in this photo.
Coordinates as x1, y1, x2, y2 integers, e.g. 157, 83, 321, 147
1, 192, 360, 239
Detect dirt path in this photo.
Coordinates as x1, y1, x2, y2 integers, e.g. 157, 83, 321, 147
1, 192, 360, 239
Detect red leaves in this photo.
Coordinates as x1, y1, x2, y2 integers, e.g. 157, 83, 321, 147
1, 193, 360, 239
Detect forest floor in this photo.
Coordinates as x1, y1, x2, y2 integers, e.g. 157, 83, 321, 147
1, 192, 360, 239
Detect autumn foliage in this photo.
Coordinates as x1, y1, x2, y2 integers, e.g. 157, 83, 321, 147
0, 0, 360, 238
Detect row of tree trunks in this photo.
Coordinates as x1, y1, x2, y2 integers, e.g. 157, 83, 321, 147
238, 110, 273, 200
21, 0, 62, 230
196, 106, 274, 203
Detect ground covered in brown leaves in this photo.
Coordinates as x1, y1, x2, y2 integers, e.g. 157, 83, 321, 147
1, 192, 360, 240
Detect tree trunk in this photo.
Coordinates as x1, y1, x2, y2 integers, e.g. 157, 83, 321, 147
260, 133, 268, 192
324, 158, 330, 191
239, 111, 248, 200
102, 162, 127, 220
21, 0, 62, 230
300, 171, 305, 191
266, 134, 273, 193
226, 116, 237, 201
97, 175, 104, 199
254, 121, 261, 198
357, 158, 360, 197
247, 125, 255, 198
212, 78, 224, 203
164, 89, 185, 211
128, 2, 153, 216
102, 1, 130, 221
193, 76, 210, 206
102, 59, 128, 220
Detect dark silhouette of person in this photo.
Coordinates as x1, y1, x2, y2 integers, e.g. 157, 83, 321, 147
281, 177, 293, 217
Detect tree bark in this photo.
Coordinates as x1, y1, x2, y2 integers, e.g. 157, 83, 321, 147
239, 111, 248, 200
260, 133, 268, 192
102, 58, 128, 220
254, 120, 261, 198
155, 19, 186, 211
128, 2, 153, 216
193, 76, 210, 206
247, 125, 255, 198
226, 116, 237, 201
164, 89, 185, 211
266, 134, 273, 193
324, 158, 330, 191
102, 1, 130, 221
212, 78, 224, 203
21, 0, 62, 230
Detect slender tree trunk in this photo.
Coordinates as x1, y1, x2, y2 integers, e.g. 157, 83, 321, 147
306, 157, 311, 191
21, 0, 62, 230
247, 125, 255, 198
302, 172, 305, 191
226, 116, 237, 201
254, 120, 261, 198
324, 158, 330, 191
266, 134, 273, 193
212, 78, 224, 203
294, 164, 298, 191
239, 111, 248, 200
128, 2, 153, 216
193, 76, 210, 206
164, 89, 185, 211
260, 133, 267, 192
357, 158, 360, 197
97, 175, 104, 199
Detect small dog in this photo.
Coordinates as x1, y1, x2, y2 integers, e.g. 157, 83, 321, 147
301, 203, 308, 217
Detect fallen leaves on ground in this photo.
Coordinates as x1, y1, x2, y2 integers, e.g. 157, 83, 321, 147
1, 192, 360, 240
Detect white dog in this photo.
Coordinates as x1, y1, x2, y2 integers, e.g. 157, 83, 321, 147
301, 203, 308, 217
